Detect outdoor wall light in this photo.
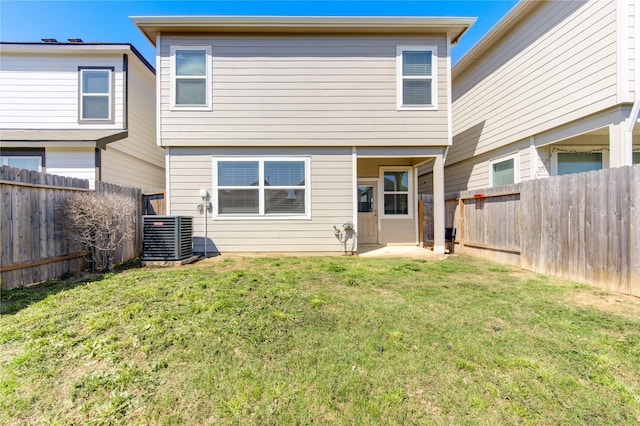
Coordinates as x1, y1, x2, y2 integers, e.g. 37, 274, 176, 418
197, 188, 212, 214
197, 189, 212, 258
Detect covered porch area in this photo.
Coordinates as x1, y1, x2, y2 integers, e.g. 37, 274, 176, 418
354, 147, 447, 254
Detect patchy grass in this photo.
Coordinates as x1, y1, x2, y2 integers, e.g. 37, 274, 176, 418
1, 256, 639, 425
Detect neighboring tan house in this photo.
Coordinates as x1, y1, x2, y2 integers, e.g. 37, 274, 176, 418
132, 16, 474, 254
419, 0, 640, 194
0, 41, 165, 191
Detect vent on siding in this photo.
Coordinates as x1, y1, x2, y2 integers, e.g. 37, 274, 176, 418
142, 216, 193, 261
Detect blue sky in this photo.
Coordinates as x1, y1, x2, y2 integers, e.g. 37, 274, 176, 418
0, 0, 517, 65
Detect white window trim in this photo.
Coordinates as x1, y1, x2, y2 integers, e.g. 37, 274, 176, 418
396, 45, 438, 111
551, 146, 609, 176
212, 156, 311, 220
379, 166, 413, 219
489, 153, 520, 187
79, 68, 113, 123
170, 45, 212, 111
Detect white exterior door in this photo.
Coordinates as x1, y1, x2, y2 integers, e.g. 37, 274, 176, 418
357, 181, 378, 244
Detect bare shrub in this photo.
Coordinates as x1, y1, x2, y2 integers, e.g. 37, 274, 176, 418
64, 191, 136, 271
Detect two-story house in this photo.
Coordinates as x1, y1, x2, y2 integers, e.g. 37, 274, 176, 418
0, 41, 165, 191
132, 16, 474, 254
420, 0, 640, 194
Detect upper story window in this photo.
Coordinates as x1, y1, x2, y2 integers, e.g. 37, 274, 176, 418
171, 46, 212, 110
397, 46, 437, 110
79, 68, 113, 123
213, 157, 310, 220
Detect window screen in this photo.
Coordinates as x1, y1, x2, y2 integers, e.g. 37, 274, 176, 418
80, 69, 111, 120
492, 159, 515, 187
399, 48, 434, 107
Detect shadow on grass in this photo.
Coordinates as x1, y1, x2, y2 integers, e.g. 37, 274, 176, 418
0, 258, 142, 316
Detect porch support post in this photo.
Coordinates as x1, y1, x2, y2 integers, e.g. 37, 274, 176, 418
433, 152, 445, 254
609, 119, 632, 168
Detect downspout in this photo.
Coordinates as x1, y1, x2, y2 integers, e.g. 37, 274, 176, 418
123, 53, 129, 132
156, 31, 171, 213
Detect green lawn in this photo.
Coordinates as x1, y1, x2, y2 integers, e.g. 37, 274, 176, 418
1, 256, 639, 425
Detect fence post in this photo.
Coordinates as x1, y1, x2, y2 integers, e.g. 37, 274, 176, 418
418, 200, 424, 247
458, 195, 465, 251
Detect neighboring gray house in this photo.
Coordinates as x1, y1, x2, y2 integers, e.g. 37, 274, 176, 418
132, 16, 474, 254
0, 41, 165, 191
420, 0, 640, 193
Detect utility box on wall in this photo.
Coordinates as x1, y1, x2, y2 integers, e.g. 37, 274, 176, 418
142, 216, 193, 261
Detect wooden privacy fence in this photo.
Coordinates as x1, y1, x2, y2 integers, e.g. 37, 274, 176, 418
1, 166, 142, 289
420, 165, 640, 296
95, 181, 143, 267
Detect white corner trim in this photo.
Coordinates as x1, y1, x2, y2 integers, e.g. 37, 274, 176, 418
155, 32, 162, 147
617, 0, 630, 103
529, 136, 537, 179
446, 35, 453, 150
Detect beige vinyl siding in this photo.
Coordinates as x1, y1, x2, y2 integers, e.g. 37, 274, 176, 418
378, 219, 415, 245
420, 138, 535, 193
101, 148, 165, 192
0, 54, 124, 129
158, 35, 449, 147
418, 171, 433, 194
450, 0, 619, 165
102, 55, 165, 191
107, 56, 164, 169
45, 148, 96, 188
168, 147, 353, 252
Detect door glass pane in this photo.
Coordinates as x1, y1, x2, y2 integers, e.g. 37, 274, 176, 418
403, 51, 431, 76
632, 152, 640, 164
82, 96, 109, 119
176, 50, 206, 76
358, 185, 374, 213
492, 159, 514, 186
218, 161, 259, 186
218, 189, 258, 214
557, 153, 602, 176
264, 161, 305, 186
265, 189, 305, 214
384, 171, 408, 192
384, 194, 408, 215
82, 71, 109, 94
176, 79, 206, 105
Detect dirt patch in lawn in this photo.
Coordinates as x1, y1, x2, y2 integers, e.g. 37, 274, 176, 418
571, 290, 640, 320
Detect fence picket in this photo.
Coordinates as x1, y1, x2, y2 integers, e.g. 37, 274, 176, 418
419, 165, 640, 296
1, 166, 142, 289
